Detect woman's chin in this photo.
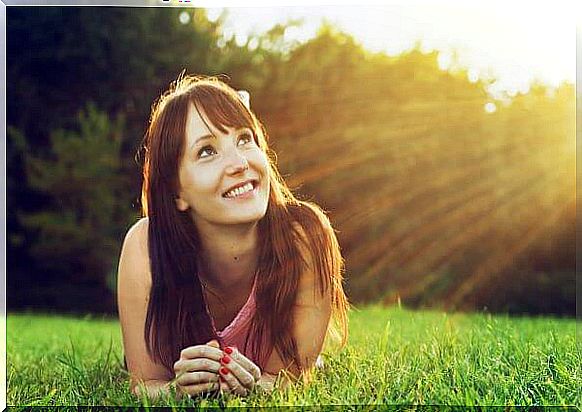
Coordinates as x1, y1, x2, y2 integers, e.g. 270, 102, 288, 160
218, 195, 268, 224
227, 209, 267, 225
211, 204, 267, 225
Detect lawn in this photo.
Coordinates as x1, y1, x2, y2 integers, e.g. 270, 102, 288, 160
6, 306, 581, 408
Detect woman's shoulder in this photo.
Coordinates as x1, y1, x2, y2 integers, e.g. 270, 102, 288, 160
289, 202, 334, 244
119, 217, 151, 287
289, 202, 342, 287
126, 216, 149, 242
289, 203, 335, 260
123, 217, 149, 253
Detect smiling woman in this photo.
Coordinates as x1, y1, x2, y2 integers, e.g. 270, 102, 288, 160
117, 75, 349, 399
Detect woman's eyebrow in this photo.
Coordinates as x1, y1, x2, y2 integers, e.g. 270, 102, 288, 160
191, 133, 214, 150
190, 129, 250, 150
236, 127, 252, 134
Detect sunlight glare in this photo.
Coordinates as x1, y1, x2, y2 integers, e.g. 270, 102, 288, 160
437, 52, 452, 71
222, 26, 235, 42
468, 68, 479, 83
179, 11, 191, 25
209, 2, 578, 95
484, 102, 497, 113
235, 33, 249, 47
284, 25, 312, 44
206, 8, 222, 23
248, 37, 260, 51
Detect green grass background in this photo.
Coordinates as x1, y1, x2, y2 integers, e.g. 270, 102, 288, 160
7, 306, 581, 408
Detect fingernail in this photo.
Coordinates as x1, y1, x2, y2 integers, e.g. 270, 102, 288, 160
219, 367, 229, 375
221, 355, 231, 364
219, 375, 226, 382
224, 347, 233, 354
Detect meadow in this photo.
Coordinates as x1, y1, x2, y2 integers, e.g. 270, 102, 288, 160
7, 306, 580, 408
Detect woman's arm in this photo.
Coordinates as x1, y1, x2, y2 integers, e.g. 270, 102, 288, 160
119, 218, 223, 399
131, 379, 177, 398
259, 223, 333, 388
117, 218, 175, 398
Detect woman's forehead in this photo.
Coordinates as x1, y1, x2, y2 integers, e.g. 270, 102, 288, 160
186, 104, 213, 138
185, 103, 250, 144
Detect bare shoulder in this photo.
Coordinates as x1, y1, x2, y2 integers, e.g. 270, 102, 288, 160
125, 217, 149, 247
118, 217, 151, 288
291, 212, 333, 263
291, 221, 312, 261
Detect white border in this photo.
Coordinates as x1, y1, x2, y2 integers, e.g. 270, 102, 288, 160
1, 0, 7, 409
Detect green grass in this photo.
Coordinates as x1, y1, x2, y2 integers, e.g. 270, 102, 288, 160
7, 306, 581, 408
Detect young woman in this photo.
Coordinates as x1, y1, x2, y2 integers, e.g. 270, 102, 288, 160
117, 75, 349, 398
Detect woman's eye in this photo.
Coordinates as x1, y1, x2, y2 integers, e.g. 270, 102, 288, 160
197, 145, 216, 159
238, 133, 254, 146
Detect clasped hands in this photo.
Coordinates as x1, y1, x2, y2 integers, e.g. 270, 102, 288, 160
173, 339, 262, 397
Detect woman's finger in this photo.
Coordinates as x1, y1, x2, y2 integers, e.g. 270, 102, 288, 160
179, 344, 223, 361
179, 381, 220, 397
174, 358, 222, 374
223, 347, 261, 381
218, 367, 248, 396
219, 355, 255, 389
176, 371, 219, 386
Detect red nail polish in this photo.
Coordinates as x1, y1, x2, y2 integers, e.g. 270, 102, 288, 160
219, 367, 229, 375
224, 347, 233, 354
221, 355, 231, 364
219, 376, 226, 382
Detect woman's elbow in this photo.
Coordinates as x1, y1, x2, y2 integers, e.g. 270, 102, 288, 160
130, 378, 175, 399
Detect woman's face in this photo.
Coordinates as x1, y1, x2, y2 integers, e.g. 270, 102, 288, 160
176, 103, 270, 228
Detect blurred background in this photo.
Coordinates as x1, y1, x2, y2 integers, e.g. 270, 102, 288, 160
6, 5, 576, 316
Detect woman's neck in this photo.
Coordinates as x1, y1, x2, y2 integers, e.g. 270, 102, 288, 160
196, 221, 259, 293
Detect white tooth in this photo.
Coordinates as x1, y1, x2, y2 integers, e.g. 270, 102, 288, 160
225, 182, 254, 198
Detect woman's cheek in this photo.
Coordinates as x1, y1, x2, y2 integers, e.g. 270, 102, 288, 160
254, 150, 270, 172
182, 167, 217, 196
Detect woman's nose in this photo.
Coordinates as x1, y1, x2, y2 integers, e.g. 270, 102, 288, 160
224, 149, 249, 175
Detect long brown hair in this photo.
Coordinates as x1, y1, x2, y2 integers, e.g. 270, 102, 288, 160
141, 74, 348, 375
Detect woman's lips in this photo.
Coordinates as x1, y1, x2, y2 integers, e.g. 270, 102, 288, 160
222, 180, 259, 199
224, 186, 258, 200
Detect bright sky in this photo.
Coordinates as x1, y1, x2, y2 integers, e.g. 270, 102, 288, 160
204, 1, 579, 98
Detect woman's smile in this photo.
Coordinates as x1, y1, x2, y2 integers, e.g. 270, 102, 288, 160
222, 179, 259, 199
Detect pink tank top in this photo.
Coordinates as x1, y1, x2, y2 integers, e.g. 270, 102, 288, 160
211, 281, 272, 370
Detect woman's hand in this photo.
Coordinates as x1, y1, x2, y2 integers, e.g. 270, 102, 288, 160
173, 340, 223, 397
217, 346, 262, 396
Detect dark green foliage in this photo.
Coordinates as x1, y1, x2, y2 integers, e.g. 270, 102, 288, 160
17, 104, 132, 303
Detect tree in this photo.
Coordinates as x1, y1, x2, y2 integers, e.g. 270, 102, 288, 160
20, 104, 132, 295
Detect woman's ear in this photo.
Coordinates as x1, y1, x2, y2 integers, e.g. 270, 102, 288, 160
175, 196, 189, 212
